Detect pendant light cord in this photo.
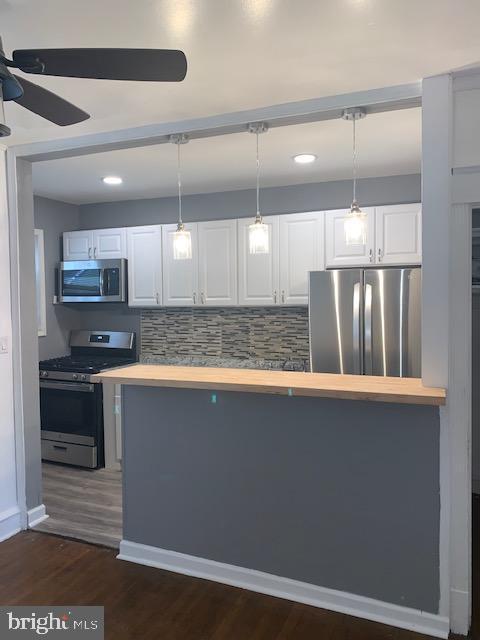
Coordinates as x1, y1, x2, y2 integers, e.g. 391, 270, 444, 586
256, 131, 261, 220
352, 116, 357, 204
177, 141, 183, 226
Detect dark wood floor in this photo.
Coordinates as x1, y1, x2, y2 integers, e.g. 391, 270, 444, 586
0, 531, 441, 640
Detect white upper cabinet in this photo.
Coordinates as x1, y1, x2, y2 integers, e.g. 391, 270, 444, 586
238, 216, 280, 306
162, 223, 199, 306
63, 230, 93, 261
198, 220, 237, 306
92, 227, 127, 259
63, 228, 127, 261
279, 211, 324, 305
127, 225, 162, 307
325, 208, 375, 268
375, 204, 422, 265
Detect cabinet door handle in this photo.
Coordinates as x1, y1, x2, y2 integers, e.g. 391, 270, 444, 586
377, 248, 382, 262
94, 247, 97, 259
281, 290, 285, 304
88, 247, 92, 259
201, 292, 206, 304
156, 292, 159, 305
369, 248, 373, 263
193, 292, 197, 304
273, 290, 277, 304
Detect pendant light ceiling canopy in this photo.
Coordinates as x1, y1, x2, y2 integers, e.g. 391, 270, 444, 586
248, 121, 269, 255
170, 132, 191, 260
342, 107, 367, 247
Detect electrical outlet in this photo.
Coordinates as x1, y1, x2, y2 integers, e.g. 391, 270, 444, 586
0, 336, 9, 354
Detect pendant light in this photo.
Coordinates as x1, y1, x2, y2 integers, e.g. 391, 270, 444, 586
342, 107, 367, 246
248, 122, 269, 254
170, 133, 191, 260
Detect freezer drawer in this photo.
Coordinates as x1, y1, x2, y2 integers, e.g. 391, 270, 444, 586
364, 268, 421, 377
41, 438, 97, 468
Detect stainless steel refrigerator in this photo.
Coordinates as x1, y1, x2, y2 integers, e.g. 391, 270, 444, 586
309, 268, 421, 377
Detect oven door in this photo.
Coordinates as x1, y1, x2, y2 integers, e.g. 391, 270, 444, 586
58, 259, 126, 303
40, 379, 102, 446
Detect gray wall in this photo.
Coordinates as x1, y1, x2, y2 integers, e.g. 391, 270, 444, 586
34, 196, 82, 359
123, 386, 440, 613
79, 173, 421, 229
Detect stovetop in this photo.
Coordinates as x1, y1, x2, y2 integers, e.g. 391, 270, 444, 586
39, 355, 135, 374
39, 355, 136, 382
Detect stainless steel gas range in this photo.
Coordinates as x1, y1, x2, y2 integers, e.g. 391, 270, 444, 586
39, 330, 136, 468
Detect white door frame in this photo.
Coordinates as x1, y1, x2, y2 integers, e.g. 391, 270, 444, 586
8, 79, 472, 635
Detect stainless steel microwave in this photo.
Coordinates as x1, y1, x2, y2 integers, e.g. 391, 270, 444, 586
58, 259, 127, 303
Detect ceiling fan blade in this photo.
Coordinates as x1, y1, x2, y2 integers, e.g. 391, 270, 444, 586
12, 48, 187, 82
12, 75, 90, 126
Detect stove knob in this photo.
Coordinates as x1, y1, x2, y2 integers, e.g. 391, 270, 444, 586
40, 371, 49, 378
81, 374, 87, 381
72, 373, 79, 380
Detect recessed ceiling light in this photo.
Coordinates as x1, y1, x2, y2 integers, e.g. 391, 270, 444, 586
102, 176, 123, 185
293, 153, 317, 164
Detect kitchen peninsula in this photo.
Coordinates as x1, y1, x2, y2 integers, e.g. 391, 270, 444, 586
94, 364, 446, 633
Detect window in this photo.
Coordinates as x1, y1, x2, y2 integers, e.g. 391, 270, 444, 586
34, 229, 47, 337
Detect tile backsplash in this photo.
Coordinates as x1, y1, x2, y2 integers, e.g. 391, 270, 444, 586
141, 307, 310, 362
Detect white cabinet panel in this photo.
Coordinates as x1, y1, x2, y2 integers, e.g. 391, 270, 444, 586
63, 230, 93, 261
162, 223, 199, 306
279, 211, 324, 305
127, 225, 162, 307
325, 208, 375, 267
238, 216, 280, 306
198, 220, 237, 306
93, 227, 127, 259
375, 204, 422, 265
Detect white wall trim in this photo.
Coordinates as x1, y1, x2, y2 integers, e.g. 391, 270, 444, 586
27, 504, 48, 528
118, 539, 449, 639
0, 506, 21, 543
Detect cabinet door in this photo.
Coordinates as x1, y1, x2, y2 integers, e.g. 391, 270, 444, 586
162, 223, 199, 306
279, 211, 324, 305
238, 216, 280, 305
198, 220, 237, 306
375, 204, 422, 265
93, 227, 127, 259
127, 225, 162, 307
63, 230, 93, 261
325, 208, 375, 267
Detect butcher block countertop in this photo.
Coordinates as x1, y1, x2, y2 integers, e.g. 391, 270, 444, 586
92, 364, 446, 406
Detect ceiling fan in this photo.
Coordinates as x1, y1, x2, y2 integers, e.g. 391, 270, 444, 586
0, 37, 187, 137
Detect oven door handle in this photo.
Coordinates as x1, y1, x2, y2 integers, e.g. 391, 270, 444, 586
39, 381, 95, 392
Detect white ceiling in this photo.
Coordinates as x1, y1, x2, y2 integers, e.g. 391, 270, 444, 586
2, 0, 480, 148
32, 108, 421, 204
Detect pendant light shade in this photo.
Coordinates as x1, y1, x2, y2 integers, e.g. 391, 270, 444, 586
173, 223, 192, 260
248, 122, 269, 255
343, 108, 367, 246
171, 133, 192, 260
344, 201, 367, 246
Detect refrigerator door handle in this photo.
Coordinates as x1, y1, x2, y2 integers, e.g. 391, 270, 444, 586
353, 282, 361, 375
364, 283, 373, 375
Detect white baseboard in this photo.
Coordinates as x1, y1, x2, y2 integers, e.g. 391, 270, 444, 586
0, 506, 21, 543
118, 540, 449, 639
27, 504, 48, 528
449, 587, 470, 636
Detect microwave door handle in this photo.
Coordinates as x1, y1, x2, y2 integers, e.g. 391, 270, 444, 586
99, 269, 105, 297
103, 269, 110, 296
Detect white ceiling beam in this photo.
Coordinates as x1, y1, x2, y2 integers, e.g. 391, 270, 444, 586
10, 81, 421, 163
